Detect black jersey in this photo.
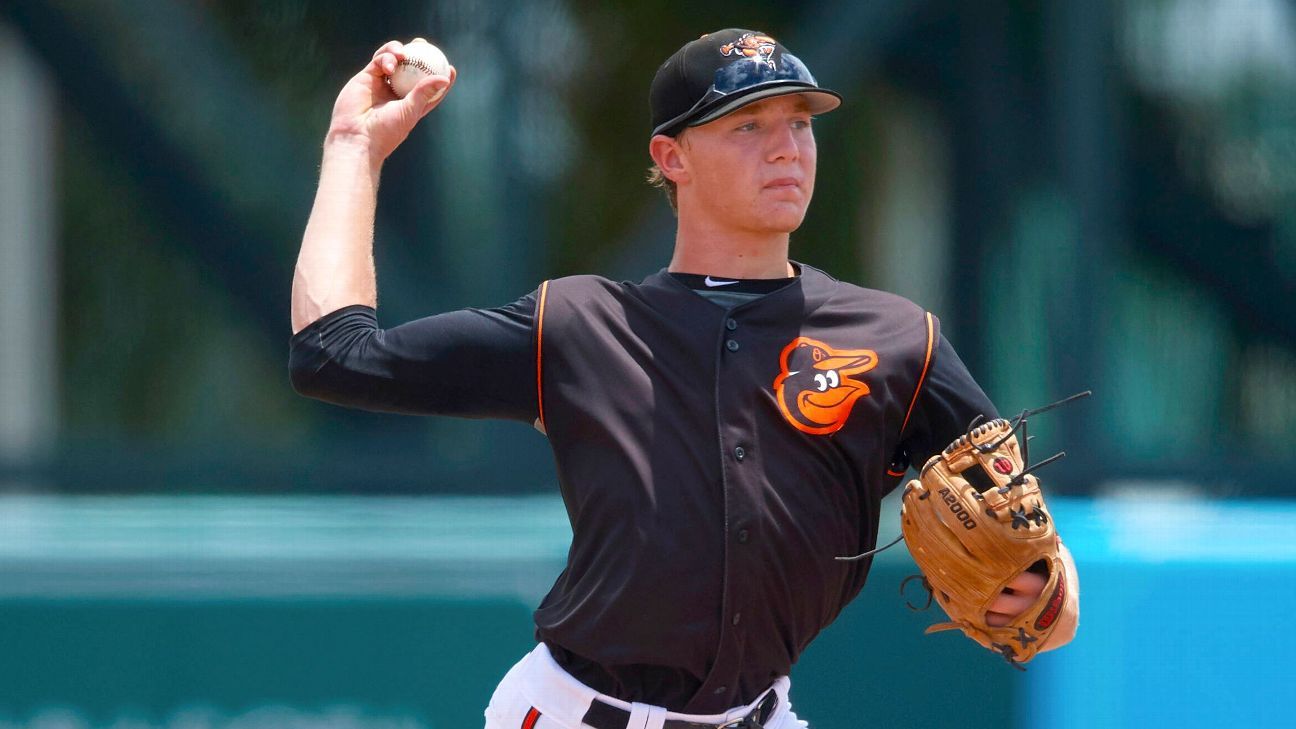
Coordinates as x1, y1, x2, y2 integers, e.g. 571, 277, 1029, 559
289, 262, 997, 713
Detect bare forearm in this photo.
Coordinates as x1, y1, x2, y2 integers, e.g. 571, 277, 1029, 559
289, 37, 456, 335
291, 138, 383, 334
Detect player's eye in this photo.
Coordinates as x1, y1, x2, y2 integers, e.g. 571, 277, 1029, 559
814, 373, 828, 391
826, 370, 840, 388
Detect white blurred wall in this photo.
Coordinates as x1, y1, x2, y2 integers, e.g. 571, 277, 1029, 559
0, 21, 57, 468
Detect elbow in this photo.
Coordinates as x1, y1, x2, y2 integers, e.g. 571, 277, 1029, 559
288, 358, 321, 399
286, 308, 383, 409
287, 334, 373, 409
288, 358, 364, 409
288, 333, 334, 401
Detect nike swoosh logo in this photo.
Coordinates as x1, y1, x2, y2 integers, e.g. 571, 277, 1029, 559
705, 276, 739, 287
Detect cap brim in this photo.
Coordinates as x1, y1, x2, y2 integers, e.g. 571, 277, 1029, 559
689, 85, 842, 127
651, 84, 842, 138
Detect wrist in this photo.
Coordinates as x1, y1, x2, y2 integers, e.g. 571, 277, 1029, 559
321, 131, 383, 175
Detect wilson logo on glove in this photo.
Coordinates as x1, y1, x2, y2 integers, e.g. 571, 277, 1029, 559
1035, 574, 1067, 630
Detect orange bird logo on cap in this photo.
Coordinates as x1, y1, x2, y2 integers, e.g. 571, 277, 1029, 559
773, 337, 879, 435
720, 33, 778, 70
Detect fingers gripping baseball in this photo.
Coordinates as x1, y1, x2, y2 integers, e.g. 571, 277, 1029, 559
326, 39, 456, 160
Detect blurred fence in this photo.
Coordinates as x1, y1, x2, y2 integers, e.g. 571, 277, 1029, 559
0, 0, 1293, 498
0, 1, 1294, 726
2, 493, 1292, 728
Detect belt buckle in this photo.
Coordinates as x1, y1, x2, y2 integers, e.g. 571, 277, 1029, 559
716, 689, 776, 728
717, 713, 767, 729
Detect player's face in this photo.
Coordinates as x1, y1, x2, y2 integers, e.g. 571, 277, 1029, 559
678, 95, 817, 234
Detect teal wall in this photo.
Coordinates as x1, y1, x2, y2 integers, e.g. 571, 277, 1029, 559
0, 495, 1017, 728
4, 495, 1292, 728
0, 572, 1017, 729
0, 599, 533, 728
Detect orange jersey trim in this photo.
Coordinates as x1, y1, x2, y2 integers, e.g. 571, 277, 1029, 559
898, 311, 936, 436
536, 280, 550, 428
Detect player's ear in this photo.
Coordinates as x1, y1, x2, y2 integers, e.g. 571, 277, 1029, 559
649, 133, 690, 185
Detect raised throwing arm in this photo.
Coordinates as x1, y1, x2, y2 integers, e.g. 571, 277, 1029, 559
291, 40, 456, 334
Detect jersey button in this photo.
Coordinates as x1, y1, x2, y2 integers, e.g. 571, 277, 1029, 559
732, 612, 742, 626
737, 528, 750, 543
714, 686, 728, 695
725, 339, 740, 352
726, 318, 738, 331
734, 446, 746, 461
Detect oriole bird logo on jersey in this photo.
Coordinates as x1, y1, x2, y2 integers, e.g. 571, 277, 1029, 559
773, 337, 878, 435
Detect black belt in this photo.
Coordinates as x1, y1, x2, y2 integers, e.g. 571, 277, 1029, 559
581, 690, 778, 729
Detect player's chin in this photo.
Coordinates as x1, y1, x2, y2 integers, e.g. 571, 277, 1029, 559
756, 203, 810, 233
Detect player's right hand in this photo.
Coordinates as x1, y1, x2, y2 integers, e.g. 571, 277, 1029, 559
323, 40, 456, 161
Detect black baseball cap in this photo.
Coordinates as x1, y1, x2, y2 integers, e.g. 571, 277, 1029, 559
650, 29, 841, 138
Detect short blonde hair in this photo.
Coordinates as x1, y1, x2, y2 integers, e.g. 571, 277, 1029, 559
646, 164, 678, 212
646, 130, 688, 213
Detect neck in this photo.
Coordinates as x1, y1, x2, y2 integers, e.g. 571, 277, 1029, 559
667, 214, 794, 279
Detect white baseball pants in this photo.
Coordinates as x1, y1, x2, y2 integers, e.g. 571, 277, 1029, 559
483, 643, 810, 729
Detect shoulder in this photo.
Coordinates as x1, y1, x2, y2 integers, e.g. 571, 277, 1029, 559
540, 269, 695, 307
799, 262, 933, 328
539, 273, 632, 299
800, 263, 923, 308
535, 274, 645, 327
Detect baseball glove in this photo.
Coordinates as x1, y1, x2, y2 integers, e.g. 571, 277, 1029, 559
897, 394, 1085, 668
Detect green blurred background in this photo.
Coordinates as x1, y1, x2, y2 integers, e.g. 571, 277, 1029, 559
0, 0, 1294, 727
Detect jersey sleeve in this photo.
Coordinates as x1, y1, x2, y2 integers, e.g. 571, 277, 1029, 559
896, 332, 1000, 469
287, 290, 539, 423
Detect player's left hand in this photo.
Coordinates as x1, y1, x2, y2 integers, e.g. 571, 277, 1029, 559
899, 402, 1086, 666
986, 570, 1046, 627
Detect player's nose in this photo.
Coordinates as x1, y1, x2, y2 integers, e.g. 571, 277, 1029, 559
764, 121, 801, 163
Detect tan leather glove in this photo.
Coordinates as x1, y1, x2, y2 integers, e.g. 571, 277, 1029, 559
900, 417, 1079, 668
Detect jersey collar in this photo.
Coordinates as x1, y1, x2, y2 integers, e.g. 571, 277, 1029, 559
638, 260, 838, 319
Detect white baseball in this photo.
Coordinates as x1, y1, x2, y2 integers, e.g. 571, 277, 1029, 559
386, 38, 451, 101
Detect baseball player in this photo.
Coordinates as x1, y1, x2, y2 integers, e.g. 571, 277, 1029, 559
290, 28, 1078, 729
